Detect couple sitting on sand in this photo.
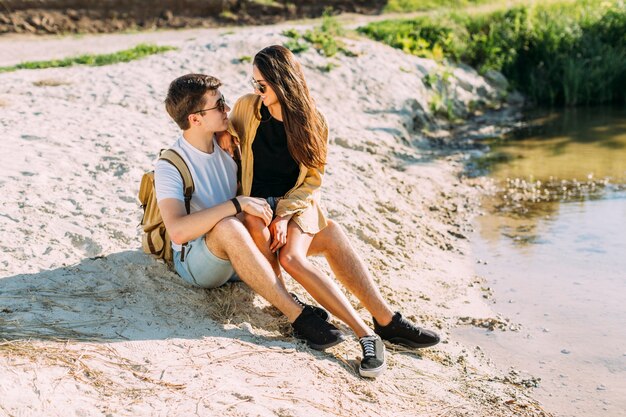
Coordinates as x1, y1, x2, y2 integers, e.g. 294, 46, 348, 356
155, 45, 440, 378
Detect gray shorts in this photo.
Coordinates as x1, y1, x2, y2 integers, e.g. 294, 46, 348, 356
173, 235, 236, 289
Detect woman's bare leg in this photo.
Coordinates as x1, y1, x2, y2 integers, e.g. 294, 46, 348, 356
279, 221, 372, 338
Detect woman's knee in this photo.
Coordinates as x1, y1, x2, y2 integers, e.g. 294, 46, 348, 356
242, 212, 266, 234
312, 219, 346, 256
278, 248, 306, 273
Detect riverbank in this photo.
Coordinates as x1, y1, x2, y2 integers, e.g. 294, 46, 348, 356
0, 23, 548, 416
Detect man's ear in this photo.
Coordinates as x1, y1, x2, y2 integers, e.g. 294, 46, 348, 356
188, 114, 200, 127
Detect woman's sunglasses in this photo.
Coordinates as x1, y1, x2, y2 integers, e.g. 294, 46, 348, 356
250, 78, 266, 94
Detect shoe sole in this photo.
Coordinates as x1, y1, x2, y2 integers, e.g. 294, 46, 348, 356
306, 334, 346, 351
359, 362, 386, 378
385, 337, 440, 348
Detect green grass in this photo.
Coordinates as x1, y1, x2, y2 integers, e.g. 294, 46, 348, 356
0, 43, 177, 73
359, 0, 626, 106
384, 0, 489, 13
250, 0, 284, 6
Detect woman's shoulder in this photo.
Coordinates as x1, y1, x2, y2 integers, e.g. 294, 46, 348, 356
232, 94, 261, 122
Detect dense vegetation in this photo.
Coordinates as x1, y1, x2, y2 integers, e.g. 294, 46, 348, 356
360, 0, 626, 106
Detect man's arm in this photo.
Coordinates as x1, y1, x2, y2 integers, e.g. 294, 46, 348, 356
159, 196, 272, 245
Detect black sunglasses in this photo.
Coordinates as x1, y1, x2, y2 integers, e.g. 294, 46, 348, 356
190, 95, 227, 115
250, 78, 266, 94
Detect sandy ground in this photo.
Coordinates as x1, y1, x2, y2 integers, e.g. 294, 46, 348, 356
0, 22, 549, 417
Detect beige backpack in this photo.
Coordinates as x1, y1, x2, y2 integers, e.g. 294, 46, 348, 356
138, 149, 194, 263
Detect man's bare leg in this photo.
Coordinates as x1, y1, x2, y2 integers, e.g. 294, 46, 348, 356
307, 220, 395, 326
206, 216, 300, 321
279, 221, 373, 338
241, 213, 285, 285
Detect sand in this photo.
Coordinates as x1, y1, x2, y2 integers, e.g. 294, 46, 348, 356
0, 21, 549, 417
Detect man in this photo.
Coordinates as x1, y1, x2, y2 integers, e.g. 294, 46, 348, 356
156, 74, 344, 352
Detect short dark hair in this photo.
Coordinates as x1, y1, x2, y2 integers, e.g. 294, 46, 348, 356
165, 74, 222, 130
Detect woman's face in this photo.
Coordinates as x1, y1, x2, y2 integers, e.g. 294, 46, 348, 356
252, 65, 279, 108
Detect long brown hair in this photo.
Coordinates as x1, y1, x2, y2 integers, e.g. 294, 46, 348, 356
253, 45, 327, 168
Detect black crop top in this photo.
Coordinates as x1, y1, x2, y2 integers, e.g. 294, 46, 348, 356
250, 104, 300, 198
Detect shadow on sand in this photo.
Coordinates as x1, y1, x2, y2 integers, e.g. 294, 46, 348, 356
1, 250, 300, 348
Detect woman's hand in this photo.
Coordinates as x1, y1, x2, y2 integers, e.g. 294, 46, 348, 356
269, 215, 292, 252
216, 131, 235, 157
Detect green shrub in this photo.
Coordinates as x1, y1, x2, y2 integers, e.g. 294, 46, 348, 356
283, 38, 310, 54
281, 29, 300, 39
358, 17, 466, 61
283, 11, 355, 58
359, 0, 626, 106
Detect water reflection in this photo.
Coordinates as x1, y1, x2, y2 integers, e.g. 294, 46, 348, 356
461, 106, 626, 417
479, 106, 626, 185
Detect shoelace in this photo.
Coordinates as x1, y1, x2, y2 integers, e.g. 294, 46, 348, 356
291, 293, 306, 308
399, 316, 422, 335
360, 336, 377, 358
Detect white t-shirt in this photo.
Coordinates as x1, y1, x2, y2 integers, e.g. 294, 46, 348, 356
155, 135, 238, 251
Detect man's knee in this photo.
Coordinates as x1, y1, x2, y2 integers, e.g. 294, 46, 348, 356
325, 219, 345, 238
209, 216, 249, 245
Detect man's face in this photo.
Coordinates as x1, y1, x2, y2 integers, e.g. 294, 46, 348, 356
189, 89, 230, 132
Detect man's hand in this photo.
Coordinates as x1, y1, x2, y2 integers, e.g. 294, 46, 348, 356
269, 215, 291, 252
216, 131, 235, 157
237, 196, 272, 226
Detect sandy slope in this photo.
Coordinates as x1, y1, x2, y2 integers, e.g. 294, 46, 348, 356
0, 24, 548, 417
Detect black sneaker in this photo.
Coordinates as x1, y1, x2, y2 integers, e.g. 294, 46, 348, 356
290, 292, 330, 322
358, 335, 386, 378
374, 312, 440, 348
291, 306, 345, 350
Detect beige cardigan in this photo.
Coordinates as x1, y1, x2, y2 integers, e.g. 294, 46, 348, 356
227, 94, 328, 234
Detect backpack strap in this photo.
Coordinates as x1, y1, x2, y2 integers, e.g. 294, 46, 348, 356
158, 149, 195, 263
159, 149, 194, 215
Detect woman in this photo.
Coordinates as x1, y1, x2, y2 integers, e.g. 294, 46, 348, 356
226, 45, 385, 378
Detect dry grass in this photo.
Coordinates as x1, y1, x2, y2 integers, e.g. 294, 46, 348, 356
0, 286, 126, 341
0, 340, 185, 397
32, 78, 71, 87
202, 282, 291, 336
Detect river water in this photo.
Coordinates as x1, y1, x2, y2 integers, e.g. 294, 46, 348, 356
455, 107, 626, 417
